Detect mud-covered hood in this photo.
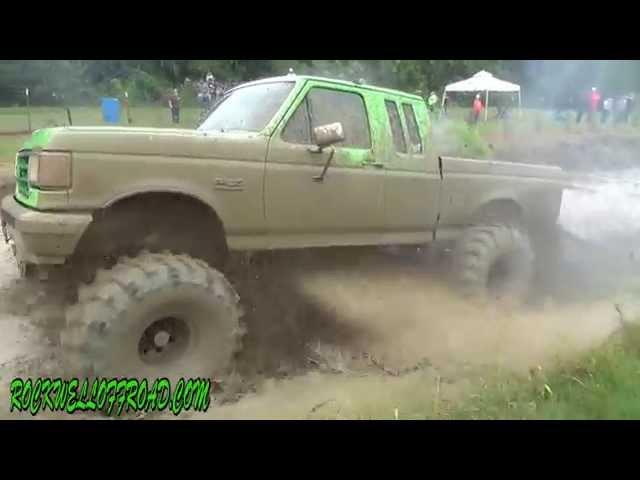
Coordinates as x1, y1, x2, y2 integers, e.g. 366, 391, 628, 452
21, 126, 267, 160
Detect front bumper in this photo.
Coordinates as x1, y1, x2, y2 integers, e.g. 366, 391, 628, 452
0, 195, 92, 265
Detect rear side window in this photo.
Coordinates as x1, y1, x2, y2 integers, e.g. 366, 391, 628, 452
402, 103, 423, 154
282, 98, 311, 144
307, 88, 371, 149
385, 100, 407, 153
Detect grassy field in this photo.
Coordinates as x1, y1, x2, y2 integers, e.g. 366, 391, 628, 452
0, 106, 203, 133
0, 106, 203, 169
445, 325, 640, 420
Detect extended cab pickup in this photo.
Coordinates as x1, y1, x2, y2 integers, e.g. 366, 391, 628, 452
0, 75, 569, 381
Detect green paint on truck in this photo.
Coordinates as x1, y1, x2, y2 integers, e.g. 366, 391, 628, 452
14, 129, 53, 208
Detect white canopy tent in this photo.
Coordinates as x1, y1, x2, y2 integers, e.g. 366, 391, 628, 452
441, 70, 521, 121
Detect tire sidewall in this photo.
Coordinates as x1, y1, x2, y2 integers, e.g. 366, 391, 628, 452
92, 284, 238, 383
452, 225, 534, 305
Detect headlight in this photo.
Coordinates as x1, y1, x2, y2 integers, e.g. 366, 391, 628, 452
28, 151, 71, 189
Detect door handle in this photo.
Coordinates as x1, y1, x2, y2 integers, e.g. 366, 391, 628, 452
312, 147, 336, 183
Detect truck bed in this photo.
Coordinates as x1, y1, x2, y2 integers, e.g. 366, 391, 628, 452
440, 156, 566, 181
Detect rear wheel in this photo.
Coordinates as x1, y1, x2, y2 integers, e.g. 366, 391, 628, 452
60, 251, 244, 384
451, 224, 534, 305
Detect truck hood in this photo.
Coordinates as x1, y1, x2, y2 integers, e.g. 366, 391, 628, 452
21, 126, 266, 160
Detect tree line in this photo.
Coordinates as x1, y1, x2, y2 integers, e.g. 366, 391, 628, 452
0, 60, 638, 107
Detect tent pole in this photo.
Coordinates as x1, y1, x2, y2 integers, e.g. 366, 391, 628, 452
439, 91, 446, 119
485, 90, 489, 121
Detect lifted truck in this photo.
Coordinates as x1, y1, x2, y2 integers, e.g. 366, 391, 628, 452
1, 75, 568, 381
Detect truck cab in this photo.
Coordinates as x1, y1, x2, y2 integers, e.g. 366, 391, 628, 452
225, 75, 441, 249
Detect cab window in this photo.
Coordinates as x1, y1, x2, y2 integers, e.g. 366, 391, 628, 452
385, 100, 407, 153
402, 103, 423, 154
282, 87, 371, 149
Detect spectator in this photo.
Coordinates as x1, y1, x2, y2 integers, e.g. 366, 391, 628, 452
472, 93, 483, 124
615, 96, 627, 124
197, 80, 211, 114
575, 92, 586, 124
589, 87, 601, 124
442, 96, 449, 116
210, 82, 218, 103
168, 88, 181, 124
602, 97, 614, 124
427, 91, 439, 113
122, 91, 133, 124
496, 96, 513, 120
623, 94, 635, 124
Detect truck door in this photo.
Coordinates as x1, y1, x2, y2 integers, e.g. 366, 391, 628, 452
382, 99, 441, 238
264, 83, 385, 248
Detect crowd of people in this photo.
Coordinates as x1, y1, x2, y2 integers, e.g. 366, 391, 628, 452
440, 87, 635, 127
557, 87, 635, 126
164, 72, 238, 125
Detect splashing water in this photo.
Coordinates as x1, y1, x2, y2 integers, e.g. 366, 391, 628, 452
559, 169, 640, 248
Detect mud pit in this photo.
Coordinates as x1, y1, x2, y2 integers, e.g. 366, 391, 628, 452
0, 134, 639, 420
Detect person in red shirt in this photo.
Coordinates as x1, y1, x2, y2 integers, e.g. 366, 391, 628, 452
589, 87, 601, 123
472, 93, 484, 124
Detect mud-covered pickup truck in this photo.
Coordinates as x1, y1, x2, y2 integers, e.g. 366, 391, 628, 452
1, 75, 568, 382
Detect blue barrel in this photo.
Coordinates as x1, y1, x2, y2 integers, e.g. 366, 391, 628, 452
101, 97, 121, 124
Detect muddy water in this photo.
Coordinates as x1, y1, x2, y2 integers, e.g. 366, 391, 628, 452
559, 169, 640, 244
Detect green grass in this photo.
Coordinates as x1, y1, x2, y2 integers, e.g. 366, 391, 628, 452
0, 106, 203, 133
0, 106, 203, 168
443, 325, 640, 420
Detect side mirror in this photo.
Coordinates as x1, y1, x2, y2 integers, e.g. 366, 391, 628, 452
313, 122, 345, 150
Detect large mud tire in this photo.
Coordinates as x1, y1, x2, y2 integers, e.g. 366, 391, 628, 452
451, 224, 535, 304
60, 251, 244, 384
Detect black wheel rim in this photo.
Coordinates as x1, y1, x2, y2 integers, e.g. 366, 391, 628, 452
138, 316, 191, 365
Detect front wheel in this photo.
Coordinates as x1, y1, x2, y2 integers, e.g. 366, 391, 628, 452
60, 251, 245, 384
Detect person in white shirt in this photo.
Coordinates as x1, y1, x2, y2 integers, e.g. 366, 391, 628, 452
602, 97, 613, 124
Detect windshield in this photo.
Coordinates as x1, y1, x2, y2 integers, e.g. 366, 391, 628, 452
198, 81, 295, 133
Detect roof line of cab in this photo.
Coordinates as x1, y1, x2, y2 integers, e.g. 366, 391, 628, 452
228, 75, 424, 102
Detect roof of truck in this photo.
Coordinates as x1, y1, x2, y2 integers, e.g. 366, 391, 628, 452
228, 75, 424, 101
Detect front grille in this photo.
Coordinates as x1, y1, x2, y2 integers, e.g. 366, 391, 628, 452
15, 152, 30, 199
